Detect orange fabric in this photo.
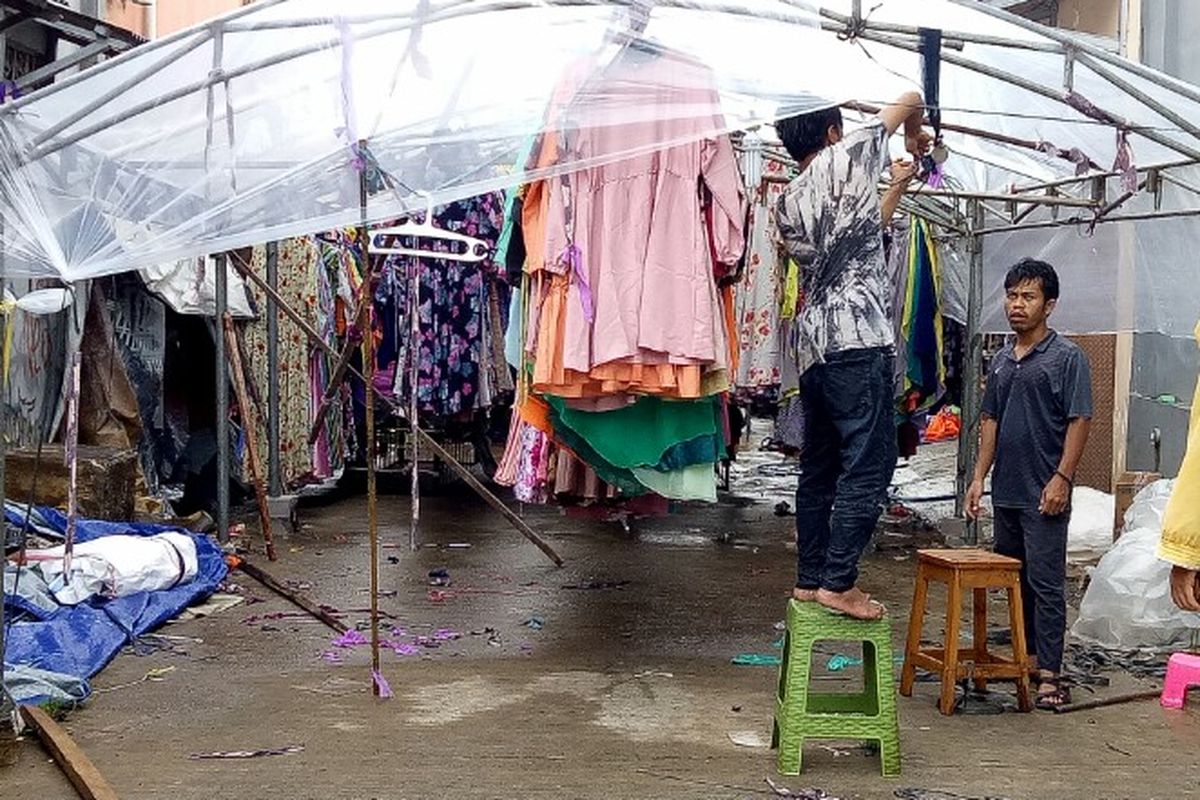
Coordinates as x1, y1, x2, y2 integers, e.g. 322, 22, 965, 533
529, 276, 722, 399
722, 284, 738, 375
924, 407, 961, 442
517, 393, 554, 435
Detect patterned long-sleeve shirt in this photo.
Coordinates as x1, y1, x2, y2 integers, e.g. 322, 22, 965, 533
774, 120, 893, 376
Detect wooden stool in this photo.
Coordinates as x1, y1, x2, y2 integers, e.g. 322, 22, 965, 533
900, 549, 1033, 715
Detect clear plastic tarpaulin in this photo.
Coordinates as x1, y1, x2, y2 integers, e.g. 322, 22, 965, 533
1, 0, 1199, 335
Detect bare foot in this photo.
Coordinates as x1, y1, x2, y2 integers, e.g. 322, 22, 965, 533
793, 588, 818, 602
816, 587, 886, 620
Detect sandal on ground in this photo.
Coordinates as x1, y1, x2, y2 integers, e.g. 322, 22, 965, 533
1034, 678, 1072, 711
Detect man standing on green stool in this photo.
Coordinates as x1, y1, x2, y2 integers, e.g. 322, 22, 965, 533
965, 258, 1093, 711
774, 92, 930, 621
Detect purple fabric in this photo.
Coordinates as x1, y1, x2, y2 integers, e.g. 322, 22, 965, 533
372, 669, 394, 698
560, 244, 595, 323
1114, 130, 1138, 194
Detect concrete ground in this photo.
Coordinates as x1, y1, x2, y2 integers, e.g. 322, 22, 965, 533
6, 480, 1199, 800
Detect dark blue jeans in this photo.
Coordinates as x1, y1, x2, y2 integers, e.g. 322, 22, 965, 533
993, 506, 1070, 674
794, 347, 897, 593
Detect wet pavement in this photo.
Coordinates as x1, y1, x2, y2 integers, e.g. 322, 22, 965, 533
6, 456, 1198, 799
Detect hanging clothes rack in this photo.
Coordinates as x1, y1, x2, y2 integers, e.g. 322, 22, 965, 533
368, 194, 490, 552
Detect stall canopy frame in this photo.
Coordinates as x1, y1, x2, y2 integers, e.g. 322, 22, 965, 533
1, 0, 1199, 620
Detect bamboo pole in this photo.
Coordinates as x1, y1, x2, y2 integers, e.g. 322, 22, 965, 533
222, 314, 277, 561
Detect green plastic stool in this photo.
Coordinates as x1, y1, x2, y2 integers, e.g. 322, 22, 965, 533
771, 599, 902, 777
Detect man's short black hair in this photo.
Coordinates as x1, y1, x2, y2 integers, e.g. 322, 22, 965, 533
1004, 258, 1060, 301
775, 107, 844, 164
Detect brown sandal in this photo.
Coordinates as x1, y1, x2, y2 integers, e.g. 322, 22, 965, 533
1034, 677, 1072, 711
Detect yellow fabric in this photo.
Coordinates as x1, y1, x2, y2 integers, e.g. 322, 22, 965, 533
780, 257, 800, 321
0, 300, 14, 380
1159, 320, 1200, 570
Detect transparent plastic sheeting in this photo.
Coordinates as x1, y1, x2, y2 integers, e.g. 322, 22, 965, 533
980, 164, 1200, 339
0, 0, 1197, 338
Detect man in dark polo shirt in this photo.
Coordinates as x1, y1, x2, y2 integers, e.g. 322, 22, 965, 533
965, 258, 1093, 711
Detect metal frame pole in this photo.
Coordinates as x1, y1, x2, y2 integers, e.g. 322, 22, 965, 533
215, 253, 230, 543
358, 147, 383, 697
0, 210, 12, 741
955, 200, 985, 545
265, 241, 282, 497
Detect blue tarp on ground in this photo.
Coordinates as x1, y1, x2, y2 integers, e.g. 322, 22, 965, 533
2, 506, 226, 703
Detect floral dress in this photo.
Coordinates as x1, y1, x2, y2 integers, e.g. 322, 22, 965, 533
379, 193, 505, 419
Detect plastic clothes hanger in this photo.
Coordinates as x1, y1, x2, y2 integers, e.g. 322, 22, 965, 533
369, 194, 488, 263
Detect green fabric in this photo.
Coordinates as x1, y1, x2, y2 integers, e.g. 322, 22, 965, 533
652, 433, 724, 472
545, 395, 721, 470
632, 463, 717, 502
544, 401, 646, 495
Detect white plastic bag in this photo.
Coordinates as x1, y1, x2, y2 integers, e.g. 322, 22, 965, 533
1071, 480, 1200, 650
31, 532, 199, 606
1067, 486, 1116, 564
1124, 479, 1175, 533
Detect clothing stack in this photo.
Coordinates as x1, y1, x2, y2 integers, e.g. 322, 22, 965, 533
496, 48, 747, 507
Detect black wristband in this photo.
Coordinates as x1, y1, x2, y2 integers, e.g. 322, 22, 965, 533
1055, 470, 1074, 486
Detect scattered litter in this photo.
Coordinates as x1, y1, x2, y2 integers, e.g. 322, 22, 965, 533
332, 629, 368, 648
175, 593, 246, 621
826, 654, 864, 672
523, 617, 545, 631
227, 524, 245, 539
284, 579, 312, 592
731, 705, 743, 713
774, 620, 787, 631
633, 670, 674, 679
427, 585, 541, 602
321, 651, 342, 664
428, 569, 451, 587
519, 642, 534, 654
765, 777, 840, 799
772, 636, 785, 650
732, 654, 782, 667
1106, 742, 1132, 757
774, 501, 793, 517
371, 670, 394, 699
446, 543, 472, 549
895, 790, 1012, 800
243, 610, 341, 626
387, 556, 400, 565
561, 579, 630, 591
469, 627, 504, 647
126, 634, 193, 657
727, 730, 770, 748
94, 666, 176, 694
817, 744, 853, 758
951, 687, 1019, 715
189, 745, 304, 760
432, 628, 461, 641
